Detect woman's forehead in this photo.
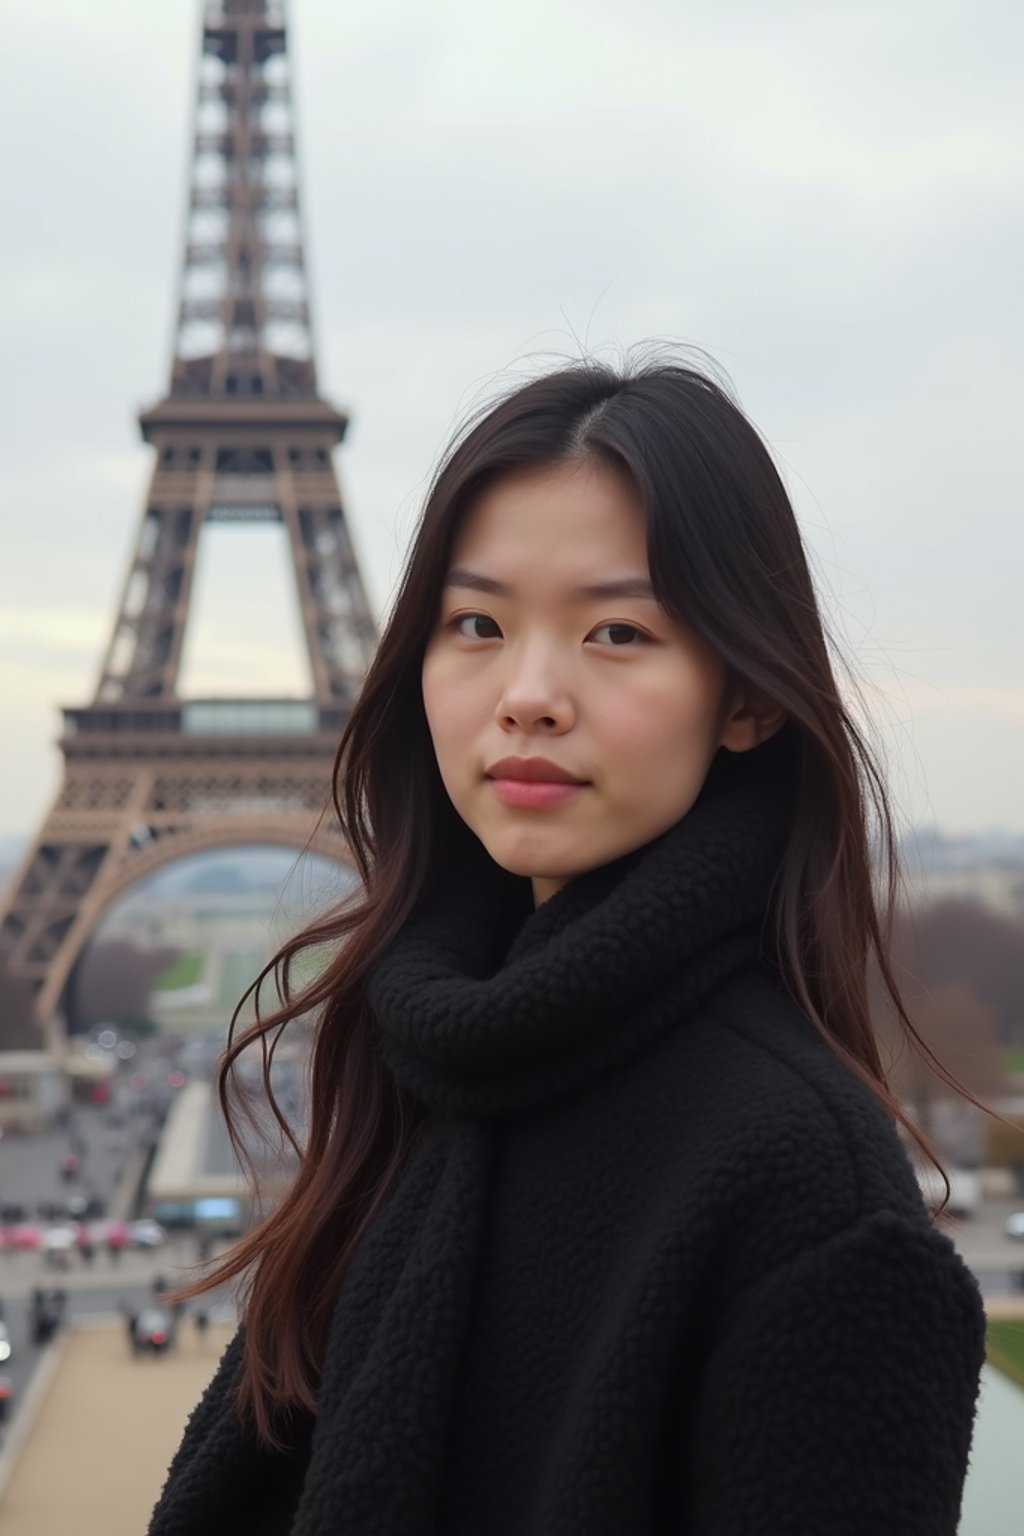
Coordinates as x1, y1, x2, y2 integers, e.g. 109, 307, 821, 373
451, 460, 649, 566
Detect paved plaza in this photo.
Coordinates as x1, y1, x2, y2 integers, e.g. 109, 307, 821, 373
0, 1320, 233, 1536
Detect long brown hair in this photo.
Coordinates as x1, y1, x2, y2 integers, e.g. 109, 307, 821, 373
184, 352, 993, 1445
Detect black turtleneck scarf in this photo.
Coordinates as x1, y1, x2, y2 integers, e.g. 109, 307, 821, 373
148, 743, 985, 1536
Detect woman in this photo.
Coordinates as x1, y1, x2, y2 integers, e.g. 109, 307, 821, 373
150, 356, 986, 1535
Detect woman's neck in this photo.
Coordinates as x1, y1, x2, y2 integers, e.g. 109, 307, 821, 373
531, 874, 567, 907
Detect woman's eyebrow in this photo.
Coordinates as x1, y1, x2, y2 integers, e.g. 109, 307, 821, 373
443, 567, 656, 601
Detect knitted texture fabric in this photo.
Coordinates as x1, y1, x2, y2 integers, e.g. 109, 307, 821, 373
148, 759, 985, 1535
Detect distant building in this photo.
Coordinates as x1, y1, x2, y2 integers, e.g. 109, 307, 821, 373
0, 1051, 67, 1132
144, 1067, 302, 1232
0, 1046, 114, 1131
897, 828, 1024, 918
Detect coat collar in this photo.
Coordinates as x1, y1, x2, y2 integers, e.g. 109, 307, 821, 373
368, 746, 793, 1118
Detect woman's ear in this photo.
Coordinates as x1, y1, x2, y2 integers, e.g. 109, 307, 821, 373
718, 686, 788, 754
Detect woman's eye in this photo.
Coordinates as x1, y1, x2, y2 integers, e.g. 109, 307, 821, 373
589, 622, 647, 647
452, 613, 502, 639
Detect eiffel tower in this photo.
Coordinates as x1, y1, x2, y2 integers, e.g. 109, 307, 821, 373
0, 0, 375, 1050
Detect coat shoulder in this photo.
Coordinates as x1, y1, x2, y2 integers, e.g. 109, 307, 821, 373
644, 964, 933, 1259
728, 966, 929, 1214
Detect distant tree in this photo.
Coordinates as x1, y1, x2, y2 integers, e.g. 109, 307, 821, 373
890, 899, 1024, 1047
72, 941, 181, 1034
877, 981, 1004, 1102
872, 898, 1020, 1155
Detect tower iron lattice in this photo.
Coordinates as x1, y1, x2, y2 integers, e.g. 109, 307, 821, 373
0, 0, 375, 1047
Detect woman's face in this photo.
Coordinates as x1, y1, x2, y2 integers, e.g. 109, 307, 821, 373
422, 458, 766, 905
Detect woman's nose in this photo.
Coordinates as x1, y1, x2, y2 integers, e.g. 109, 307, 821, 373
495, 648, 575, 731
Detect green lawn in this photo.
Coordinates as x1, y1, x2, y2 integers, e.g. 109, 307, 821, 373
987, 1319, 1024, 1391
220, 950, 267, 1015
154, 951, 204, 990
287, 944, 334, 990
224, 944, 333, 1018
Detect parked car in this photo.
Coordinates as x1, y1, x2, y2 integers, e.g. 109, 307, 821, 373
101, 1220, 131, 1251
42, 1223, 81, 1254
133, 1306, 174, 1354
5, 1223, 43, 1252
1005, 1212, 1024, 1240
128, 1220, 166, 1250
913, 1165, 980, 1219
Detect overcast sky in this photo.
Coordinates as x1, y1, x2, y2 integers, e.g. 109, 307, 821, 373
1, 0, 1021, 842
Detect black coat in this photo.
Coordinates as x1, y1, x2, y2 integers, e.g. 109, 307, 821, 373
149, 762, 985, 1535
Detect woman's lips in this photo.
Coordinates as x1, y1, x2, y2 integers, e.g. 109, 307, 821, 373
489, 778, 585, 808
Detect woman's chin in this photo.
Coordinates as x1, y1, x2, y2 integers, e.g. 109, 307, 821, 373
474, 830, 586, 884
